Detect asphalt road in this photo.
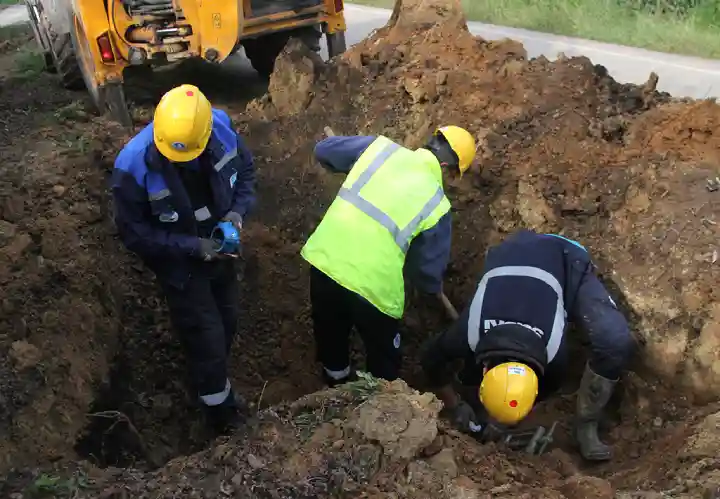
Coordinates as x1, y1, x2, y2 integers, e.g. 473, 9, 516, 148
0, 4, 26, 27
3, 3, 720, 99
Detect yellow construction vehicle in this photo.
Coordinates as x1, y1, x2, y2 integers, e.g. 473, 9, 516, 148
24, 0, 348, 126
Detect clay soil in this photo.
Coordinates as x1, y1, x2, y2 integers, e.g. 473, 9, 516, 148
1, 0, 719, 497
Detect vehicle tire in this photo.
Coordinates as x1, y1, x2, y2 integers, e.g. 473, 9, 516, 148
298, 25, 322, 53
102, 83, 133, 128
242, 33, 288, 79
243, 26, 321, 79
53, 32, 84, 90
68, 11, 133, 127
326, 31, 346, 58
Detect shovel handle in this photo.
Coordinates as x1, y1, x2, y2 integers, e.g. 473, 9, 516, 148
437, 291, 459, 321
324, 126, 336, 137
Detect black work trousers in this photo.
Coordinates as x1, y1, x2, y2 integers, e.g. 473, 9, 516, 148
309, 265, 401, 382
159, 259, 240, 406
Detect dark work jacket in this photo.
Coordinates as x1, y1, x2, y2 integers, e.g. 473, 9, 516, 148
111, 108, 256, 287
421, 229, 595, 399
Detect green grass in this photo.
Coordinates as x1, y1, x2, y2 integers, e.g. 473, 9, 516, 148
12, 49, 45, 79
352, 0, 720, 59
0, 23, 32, 42
26, 472, 88, 498
0, 0, 21, 5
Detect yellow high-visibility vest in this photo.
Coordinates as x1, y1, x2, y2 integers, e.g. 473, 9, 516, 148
300, 135, 451, 318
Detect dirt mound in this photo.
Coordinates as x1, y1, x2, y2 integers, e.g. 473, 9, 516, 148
59, 379, 720, 498
2, 0, 720, 495
0, 113, 128, 472
239, 0, 719, 402
0, 49, 147, 473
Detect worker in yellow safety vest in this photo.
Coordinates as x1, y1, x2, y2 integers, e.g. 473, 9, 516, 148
300, 126, 477, 386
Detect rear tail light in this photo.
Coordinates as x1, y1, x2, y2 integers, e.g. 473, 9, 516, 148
97, 33, 115, 63
333, 0, 343, 12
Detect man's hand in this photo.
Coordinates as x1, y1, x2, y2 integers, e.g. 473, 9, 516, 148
223, 211, 243, 231
197, 238, 219, 262
197, 238, 239, 261
452, 401, 483, 434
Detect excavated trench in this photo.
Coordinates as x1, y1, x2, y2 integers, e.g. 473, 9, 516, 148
1, 1, 720, 496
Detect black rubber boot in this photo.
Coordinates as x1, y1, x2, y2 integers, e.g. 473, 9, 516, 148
574, 363, 617, 461
204, 388, 248, 436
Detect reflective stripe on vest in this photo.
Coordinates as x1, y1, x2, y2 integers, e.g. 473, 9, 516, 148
300, 136, 449, 319
337, 142, 446, 253
466, 266, 567, 363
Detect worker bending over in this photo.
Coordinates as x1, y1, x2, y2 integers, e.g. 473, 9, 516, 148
420, 229, 636, 461
301, 127, 477, 386
112, 85, 256, 434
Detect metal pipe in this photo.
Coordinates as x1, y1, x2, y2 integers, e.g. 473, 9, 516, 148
156, 27, 180, 37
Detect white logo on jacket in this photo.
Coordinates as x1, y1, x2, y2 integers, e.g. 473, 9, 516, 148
483, 319, 546, 339
230, 171, 238, 188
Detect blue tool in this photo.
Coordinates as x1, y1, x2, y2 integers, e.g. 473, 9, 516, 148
211, 221, 241, 254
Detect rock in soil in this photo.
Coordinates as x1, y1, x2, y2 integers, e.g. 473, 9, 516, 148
0, 0, 719, 497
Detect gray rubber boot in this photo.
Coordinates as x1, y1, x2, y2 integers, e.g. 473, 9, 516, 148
574, 363, 617, 461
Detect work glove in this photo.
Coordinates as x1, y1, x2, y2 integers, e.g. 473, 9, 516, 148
196, 238, 220, 262
222, 211, 243, 231
478, 421, 510, 444
451, 401, 484, 435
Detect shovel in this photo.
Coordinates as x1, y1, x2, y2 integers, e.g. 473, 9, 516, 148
437, 291, 459, 321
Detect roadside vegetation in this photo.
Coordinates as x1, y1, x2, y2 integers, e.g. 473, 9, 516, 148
355, 0, 720, 58
12, 49, 44, 79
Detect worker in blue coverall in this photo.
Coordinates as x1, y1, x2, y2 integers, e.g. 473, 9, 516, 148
302, 127, 477, 387
420, 229, 636, 462
111, 85, 256, 434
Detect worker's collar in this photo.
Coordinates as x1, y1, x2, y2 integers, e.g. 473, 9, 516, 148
415, 148, 444, 184
146, 131, 223, 172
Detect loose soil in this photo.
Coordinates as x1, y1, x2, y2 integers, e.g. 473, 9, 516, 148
1, 0, 719, 497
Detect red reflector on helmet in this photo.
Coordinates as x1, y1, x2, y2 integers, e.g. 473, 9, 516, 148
509, 400, 518, 408
97, 33, 115, 63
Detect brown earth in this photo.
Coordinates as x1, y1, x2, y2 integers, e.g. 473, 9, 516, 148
71, 379, 720, 499
1, 0, 720, 496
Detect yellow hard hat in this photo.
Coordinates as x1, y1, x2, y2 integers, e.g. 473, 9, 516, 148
479, 361, 539, 425
153, 84, 213, 162
435, 125, 476, 175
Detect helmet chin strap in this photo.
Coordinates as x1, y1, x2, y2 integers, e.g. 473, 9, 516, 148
423, 135, 459, 170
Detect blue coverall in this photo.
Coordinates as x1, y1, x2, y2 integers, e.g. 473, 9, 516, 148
421, 229, 636, 400
111, 108, 256, 424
